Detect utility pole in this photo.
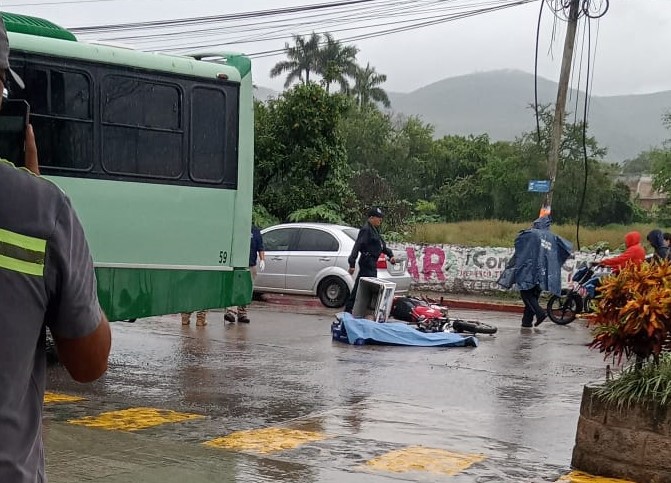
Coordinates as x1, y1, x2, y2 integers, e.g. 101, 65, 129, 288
541, 0, 580, 217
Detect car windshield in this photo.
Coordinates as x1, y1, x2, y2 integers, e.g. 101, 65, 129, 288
342, 228, 359, 241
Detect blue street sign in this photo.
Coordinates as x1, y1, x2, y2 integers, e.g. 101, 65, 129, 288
528, 180, 551, 193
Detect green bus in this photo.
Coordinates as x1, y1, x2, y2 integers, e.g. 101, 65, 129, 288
4, 13, 254, 321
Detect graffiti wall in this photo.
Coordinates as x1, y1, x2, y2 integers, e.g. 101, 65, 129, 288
392, 243, 592, 294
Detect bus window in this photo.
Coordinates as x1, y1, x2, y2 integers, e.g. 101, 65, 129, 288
102, 76, 181, 130
21, 66, 93, 171
101, 75, 183, 178
51, 70, 90, 119
190, 87, 226, 184
22, 67, 48, 115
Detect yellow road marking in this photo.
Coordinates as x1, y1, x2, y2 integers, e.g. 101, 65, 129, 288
44, 392, 85, 404
205, 427, 326, 454
68, 407, 203, 431
365, 446, 485, 476
558, 471, 635, 483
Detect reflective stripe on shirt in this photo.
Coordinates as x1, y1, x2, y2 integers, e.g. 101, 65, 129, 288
0, 227, 46, 276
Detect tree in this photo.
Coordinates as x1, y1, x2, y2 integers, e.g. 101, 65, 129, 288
270, 33, 321, 88
351, 63, 390, 109
253, 84, 356, 222
621, 151, 656, 175
652, 111, 671, 194
340, 105, 394, 171
316, 33, 358, 93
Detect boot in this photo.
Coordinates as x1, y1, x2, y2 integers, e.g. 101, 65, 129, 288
237, 306, 250, 324
224, 310, 236, 323
181, 313, 191, 326
195, 311, 207, 327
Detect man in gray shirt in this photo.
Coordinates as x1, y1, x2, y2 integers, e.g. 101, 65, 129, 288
0, 17, 111, 482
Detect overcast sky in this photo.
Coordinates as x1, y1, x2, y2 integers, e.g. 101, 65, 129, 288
5, 0, 670, 96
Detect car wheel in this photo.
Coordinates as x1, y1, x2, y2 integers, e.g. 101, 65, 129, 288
318, 276, 349, 308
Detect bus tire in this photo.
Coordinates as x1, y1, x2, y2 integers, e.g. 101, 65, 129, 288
318, 276, 349, 308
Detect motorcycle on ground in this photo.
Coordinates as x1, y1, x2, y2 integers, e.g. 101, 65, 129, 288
390, 295, 498, 334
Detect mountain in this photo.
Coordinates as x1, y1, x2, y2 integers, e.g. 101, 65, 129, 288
255, 70, 671, 162
386, 70, 671, 162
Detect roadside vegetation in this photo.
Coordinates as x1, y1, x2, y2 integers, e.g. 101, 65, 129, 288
254, 32, 671, 245
408, 221, 663, 249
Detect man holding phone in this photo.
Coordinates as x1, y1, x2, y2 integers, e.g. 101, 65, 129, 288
0, 16, 112, 483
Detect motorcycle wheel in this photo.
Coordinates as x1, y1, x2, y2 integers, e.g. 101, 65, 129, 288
451, 319, 498, 335
547, 292, 582, 325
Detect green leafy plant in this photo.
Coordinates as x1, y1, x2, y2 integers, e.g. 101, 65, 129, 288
587, 261, 671, 407
288, 203, 345, 224
595, 353, 671, 409
252, 205, 279, 229
588, 261, 671, 364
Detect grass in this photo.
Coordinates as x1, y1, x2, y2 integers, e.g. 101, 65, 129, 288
408, 220, 665, 249
595, 354, 671, 409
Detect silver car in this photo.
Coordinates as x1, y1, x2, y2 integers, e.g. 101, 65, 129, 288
255, 223, 412, 308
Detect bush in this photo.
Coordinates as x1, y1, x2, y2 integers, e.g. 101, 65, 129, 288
588, 261, 671, 407
588, 261, 671, 364
595, 353, 671, 409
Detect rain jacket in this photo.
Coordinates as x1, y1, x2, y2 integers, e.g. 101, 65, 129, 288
511, 216, 573, 296
600, 231, 646, 271
647, 229, 670, 262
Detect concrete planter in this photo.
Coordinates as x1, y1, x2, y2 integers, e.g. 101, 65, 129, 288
572, 383, 671, 483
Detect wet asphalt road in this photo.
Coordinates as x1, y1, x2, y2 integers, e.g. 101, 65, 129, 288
44, 302, 610, 482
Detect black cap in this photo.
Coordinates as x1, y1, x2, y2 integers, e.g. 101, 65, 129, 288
367, 207, 384, 218
0, 16, 25, 91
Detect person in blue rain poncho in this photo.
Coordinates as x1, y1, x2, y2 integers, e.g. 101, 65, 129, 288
500, 216, 573, 328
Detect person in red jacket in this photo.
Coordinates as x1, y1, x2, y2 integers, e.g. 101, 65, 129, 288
597, 231, 646, 272
583, 231, 645, 299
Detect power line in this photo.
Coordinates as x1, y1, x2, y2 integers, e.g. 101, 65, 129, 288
80, 0, 535, 56
67, 0, 382, 32
116, 1, 509, 50
3, 0, 122, 5
90, 0, 447, 44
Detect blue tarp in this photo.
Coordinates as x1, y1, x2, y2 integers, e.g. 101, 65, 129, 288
332, 312, 478, 347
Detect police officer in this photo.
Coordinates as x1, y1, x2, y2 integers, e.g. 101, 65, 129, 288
344, 207, 396, 314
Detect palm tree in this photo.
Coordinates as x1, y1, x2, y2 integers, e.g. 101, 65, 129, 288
316, 33, 358, 93
270, 33, 321, 88
351, 63, 391, 109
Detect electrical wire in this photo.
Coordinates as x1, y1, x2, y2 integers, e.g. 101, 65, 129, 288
575, 15, 591, 251
63, 0, 532, 55
67, 0, 401, 32
3, 0, 121, 5
157, 0, 537, 56
534, 0, 544, 143
110, 1, 496, 49
533, 0, 608, 240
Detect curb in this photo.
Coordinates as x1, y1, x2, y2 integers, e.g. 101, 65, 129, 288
259, 293, 524, 314
259, 294, 324, 308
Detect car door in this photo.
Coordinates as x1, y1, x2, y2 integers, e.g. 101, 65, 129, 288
255, 227, 298, 291
285, 227, 339, 292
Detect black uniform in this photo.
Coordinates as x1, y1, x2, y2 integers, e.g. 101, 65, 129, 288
344, 221, 394, 313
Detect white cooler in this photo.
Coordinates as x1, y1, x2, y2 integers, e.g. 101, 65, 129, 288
352, 277, 396, 322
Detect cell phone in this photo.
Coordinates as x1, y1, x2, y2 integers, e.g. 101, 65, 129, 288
0, 99, 29, 167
